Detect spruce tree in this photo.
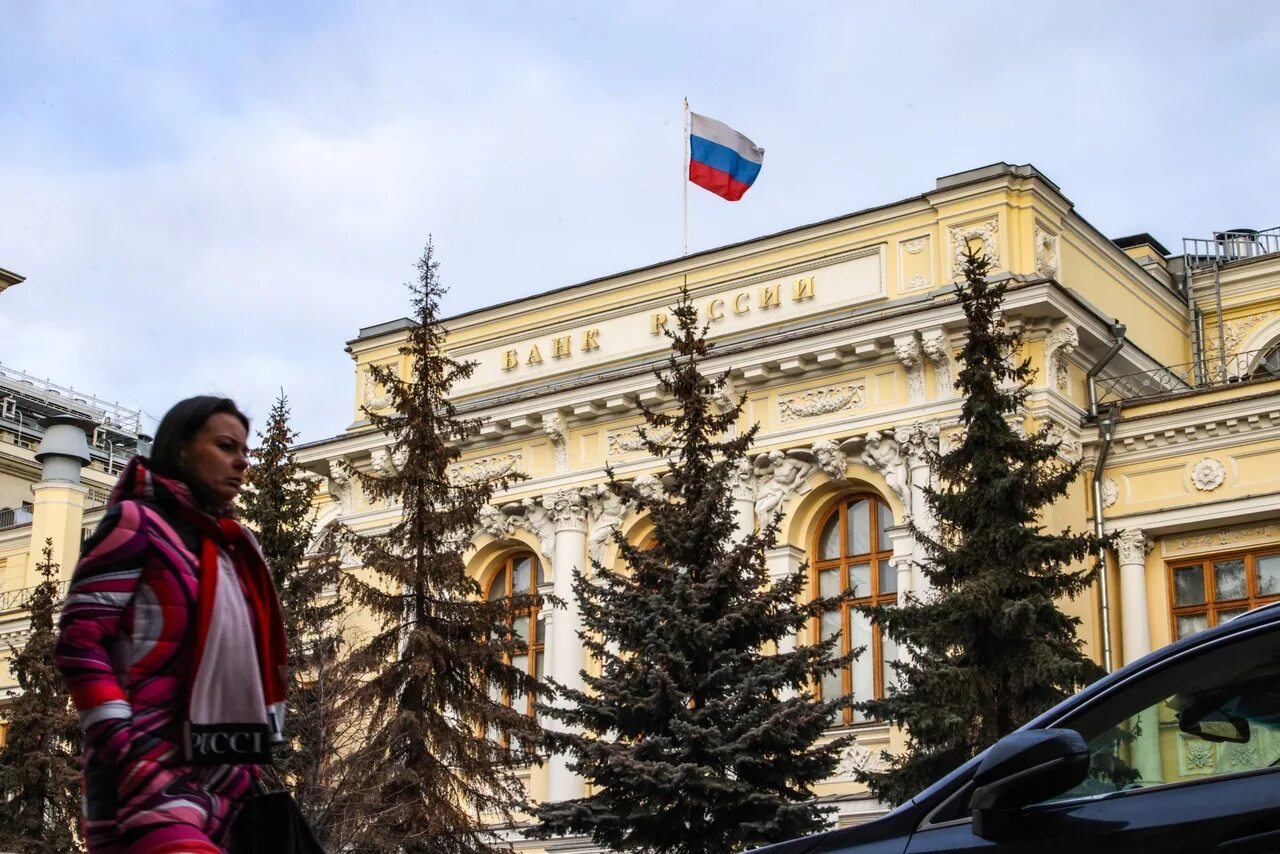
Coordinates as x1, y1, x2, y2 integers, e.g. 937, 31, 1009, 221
241, 393, 362, 848
0, 540, 82, 853
532, 292, 851, 854
856, 250, 1110, 805
342, 238, 545, 854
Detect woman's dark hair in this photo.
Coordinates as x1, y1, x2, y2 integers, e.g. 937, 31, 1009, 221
149, 396, 250, 490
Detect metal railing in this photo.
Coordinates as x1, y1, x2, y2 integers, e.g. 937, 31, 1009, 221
0, 506, 33, 530
0, 363, 142, 436
1097, 344, 1280, 404
0, 579, 68, 612
1183, 228, 1280, 271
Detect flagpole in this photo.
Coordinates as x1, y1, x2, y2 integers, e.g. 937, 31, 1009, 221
682, 97, 690, 257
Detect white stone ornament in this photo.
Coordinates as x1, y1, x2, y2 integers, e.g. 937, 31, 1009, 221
811, 439, 848, 483
1034, 226, 1059, 279
861, 431, 909, 508
327, 458, 356, 515
778, 383, 866, 421
894, 337, 926, 405
753, 450, 813, 528
835, 741, 883, 780
1044, 322, 1078, 393
950, 218, 999, 276
586, 485, 630, 564
1114, 528, 1153, 566
1101, 477, 1119, 509
920, 330, 953, 398
1190, 457, 1226, 492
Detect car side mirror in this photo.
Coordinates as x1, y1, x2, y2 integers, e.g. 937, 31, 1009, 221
1178, 703, 1250, 744
970, 728, 1090, 841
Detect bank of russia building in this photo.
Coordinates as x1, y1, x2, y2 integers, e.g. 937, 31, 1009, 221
295, 163, 1280, 831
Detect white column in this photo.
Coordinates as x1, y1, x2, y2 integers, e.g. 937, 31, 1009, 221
544, 489, 589, 803
765, 544, 805, 699
885, 524, 916, 604
1115, 528, 1161, 785
896, 421, 939, 596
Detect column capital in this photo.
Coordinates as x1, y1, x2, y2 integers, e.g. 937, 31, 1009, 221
546, 488, 589, 532
1114, 528, 1154, 567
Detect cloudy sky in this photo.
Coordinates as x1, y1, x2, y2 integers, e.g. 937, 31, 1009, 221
1, 1, 1276, 443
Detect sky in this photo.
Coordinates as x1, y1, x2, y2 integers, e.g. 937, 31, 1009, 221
1, 1, 1277, 444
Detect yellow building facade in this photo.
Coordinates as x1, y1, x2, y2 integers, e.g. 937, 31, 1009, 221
1, 163, 1277, 841
292, 162, 1280, 836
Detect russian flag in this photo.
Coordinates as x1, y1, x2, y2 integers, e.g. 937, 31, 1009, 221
688, 112, 764, 202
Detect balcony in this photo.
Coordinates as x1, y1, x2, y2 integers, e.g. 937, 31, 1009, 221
1098, 344, 1280, 405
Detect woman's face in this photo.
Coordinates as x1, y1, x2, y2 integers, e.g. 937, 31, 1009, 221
182, 412, 250, 505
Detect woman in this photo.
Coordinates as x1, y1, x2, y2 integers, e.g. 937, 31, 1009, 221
56, 397, 287, 853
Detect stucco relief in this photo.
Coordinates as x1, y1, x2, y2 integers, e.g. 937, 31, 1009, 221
327, 458, 356, 515
811, 439, 848, 483
1044, 322, 1078, 393
778, 383, 866, 422
1034, 225, 1059, 279
1190, 457, 1226, 492
753, 450, 813, 528
894, 337, 926, 405
730, 457, 757, 501
449, 452, 523, 486
476, 503, 519, 540
1205, 310, 1279, 362
1043, 424, 1083, 463
362, 366, 394, 413
906, 274, 930, 291
1100, 476, 1119, 509
896, 420, 940, 470
834, 740, 884, 780
904, 238, 927, 254
1164, 521, 1280, 556
543, 413, 569, 474
517, 497, 556, 563
861, 431, 909, 508
950, 218, 999, 276
607, 424, 674, 456
920, 330, 953, 398
585, 484, 630, 564
545, 488, 589, 531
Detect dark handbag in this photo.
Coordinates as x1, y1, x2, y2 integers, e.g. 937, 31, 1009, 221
230, 788, 326, 854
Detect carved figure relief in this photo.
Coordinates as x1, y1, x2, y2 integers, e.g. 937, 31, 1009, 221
518, 497, 556, 563
894, 337, 926, 405
586, 485, 630, 564
631, 474, 667, 505
1043, 424, 1083, 463
449, 452, 523, 486
920, 330, 953, 398
1190, 457, 1226, 492
861, 431, 909, 508
1034, 225, 1060, 279
327, 458, 356, 515
811, 439, 848, 483
730, 457, 757, 502
1044, 322, 1078, 393
476, 504, 519, 540
753, 450, 813, 527
544, 413, 569, 474
778, 383, 866, 422
950, 218, 999, 277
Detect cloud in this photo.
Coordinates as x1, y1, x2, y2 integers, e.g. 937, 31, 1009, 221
1, 1, 1277, 443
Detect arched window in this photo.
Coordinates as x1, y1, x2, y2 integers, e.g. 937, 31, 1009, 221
1251, 342, 1280, 380
813, 495, 897, 725
484, 551, 545, 718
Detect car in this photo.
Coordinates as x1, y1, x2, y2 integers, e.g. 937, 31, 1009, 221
753, 601, 1280, 854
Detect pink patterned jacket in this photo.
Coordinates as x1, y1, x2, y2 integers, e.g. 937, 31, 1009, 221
56, 459, 263, 853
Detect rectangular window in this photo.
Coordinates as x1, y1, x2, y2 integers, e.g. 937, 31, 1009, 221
1170, 548, 1280, 639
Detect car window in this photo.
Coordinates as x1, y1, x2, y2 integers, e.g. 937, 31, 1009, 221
1042, 625, 1280, 803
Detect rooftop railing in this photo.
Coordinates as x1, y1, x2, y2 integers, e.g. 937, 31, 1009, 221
1097, 344, 1280, 405
1183, 228, 1280, 272
0, 579, 67, 613
0, 363, 142, 435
